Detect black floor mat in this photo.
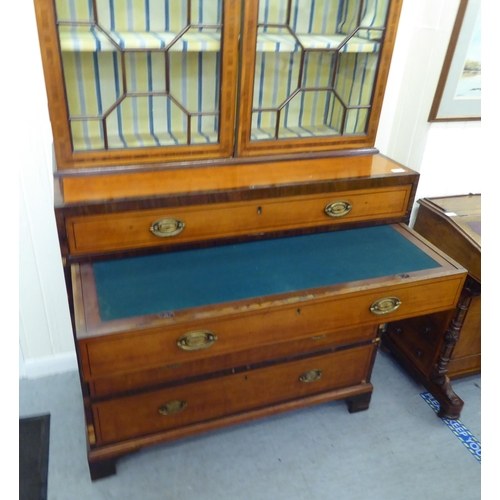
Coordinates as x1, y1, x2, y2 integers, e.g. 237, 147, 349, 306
19, 414, 50, 500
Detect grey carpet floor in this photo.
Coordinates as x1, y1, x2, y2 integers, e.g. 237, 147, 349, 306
19, 350, 481, 500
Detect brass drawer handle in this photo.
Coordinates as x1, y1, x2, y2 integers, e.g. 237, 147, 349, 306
158, 400, 187, 416
325, 200, 352, 218
299, 369, 323, 383
150, 217, 185, 237
370, 297, 402, 315
177, 330, 218, 351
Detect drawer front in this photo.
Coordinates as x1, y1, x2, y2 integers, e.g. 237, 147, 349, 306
92, 344, 375, 445
80, 276, 463, 380
67, 186, 411, 254
89, 326, 377, 397
448, 354, 481, 378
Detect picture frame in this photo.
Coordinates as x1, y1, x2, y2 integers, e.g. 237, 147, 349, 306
428, 0, 481, 121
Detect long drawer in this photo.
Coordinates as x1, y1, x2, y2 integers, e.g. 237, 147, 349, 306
66, 186, 411, 255
88, 326, 377, 397
79, 276, 464, 381
73, 224, 466, 383
92, 344, 375, 445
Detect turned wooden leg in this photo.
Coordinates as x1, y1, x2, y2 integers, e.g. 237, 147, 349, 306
89, 458, 117, 481
381, 278, 476, 421
346, 392, 372, 413
429, 281, 474, 420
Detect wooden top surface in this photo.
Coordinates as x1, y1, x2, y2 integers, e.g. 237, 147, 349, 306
58, 154, 417, 204
424, 194, 480, 214
418, 194, 481, 248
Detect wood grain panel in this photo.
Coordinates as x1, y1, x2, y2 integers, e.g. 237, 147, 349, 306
92, 344, 374, 444
89, 326, 377, 397
448, 354, 481, 379
413, 206, 481, 282
79, 274, 464, 380
67, 186, 411, 254
450, 295, 481, 360
59, 154, 416, 203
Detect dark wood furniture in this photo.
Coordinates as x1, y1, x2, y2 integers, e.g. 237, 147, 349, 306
34, 0, 469, 480
382, 194, 481, 385
56, 162, 467, 479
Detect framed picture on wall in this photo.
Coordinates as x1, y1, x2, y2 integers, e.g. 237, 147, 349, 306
429, 0, 481, 121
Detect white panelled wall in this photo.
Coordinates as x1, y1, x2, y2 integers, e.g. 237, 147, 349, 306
16, 0, 76, 379
18, 0, 482, 378
376, 0, 482, 221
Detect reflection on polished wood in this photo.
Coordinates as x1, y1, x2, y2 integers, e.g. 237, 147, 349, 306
60, 153, 412, 203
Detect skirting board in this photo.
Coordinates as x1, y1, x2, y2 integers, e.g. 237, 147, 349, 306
22, 351, 78, 380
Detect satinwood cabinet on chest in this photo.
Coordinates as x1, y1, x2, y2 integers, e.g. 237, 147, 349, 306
35, 0, 468, 479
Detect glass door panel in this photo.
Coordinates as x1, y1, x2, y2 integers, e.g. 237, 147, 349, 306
55, 0, 223, 152
249, 0, 390, 143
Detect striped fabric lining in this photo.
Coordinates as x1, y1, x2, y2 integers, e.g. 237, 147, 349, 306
256, 32, 380, 53
58, 26, 116, 52
56, 0, 223, 151
55, 0, 388, 149
59, 27, 221, 52
258, 0, 389, 36
62, 50, 220, 151
251, 0, 388, 140
108, 30, 220, 51
55, 0, 222, 29
251, 50, 378, 138
71, 116, 220, 150
250, 124, 341, 141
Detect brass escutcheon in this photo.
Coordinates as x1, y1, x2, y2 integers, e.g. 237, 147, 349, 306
324, 200, 352, 218
177, 330, 218, 351
299, 369, 323, 383
158, 400, 187, 416
150, 217, 185, 237
370, 297, 402, 315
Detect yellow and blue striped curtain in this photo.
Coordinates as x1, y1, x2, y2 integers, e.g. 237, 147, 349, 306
56, 0, 222, 151
56, 0, 222, 30
252, 0, 388, 140
258, 0, 389, 36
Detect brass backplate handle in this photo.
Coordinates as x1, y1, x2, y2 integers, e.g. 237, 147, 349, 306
158, 400, 187, 416
370, 297, 402, 315
299, 369, 323, 383
177, 330, 218, 351
150, 217, 185, 237
324, 200, 352, 218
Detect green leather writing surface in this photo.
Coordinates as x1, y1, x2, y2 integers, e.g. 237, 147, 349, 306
93, 225, 441, 321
